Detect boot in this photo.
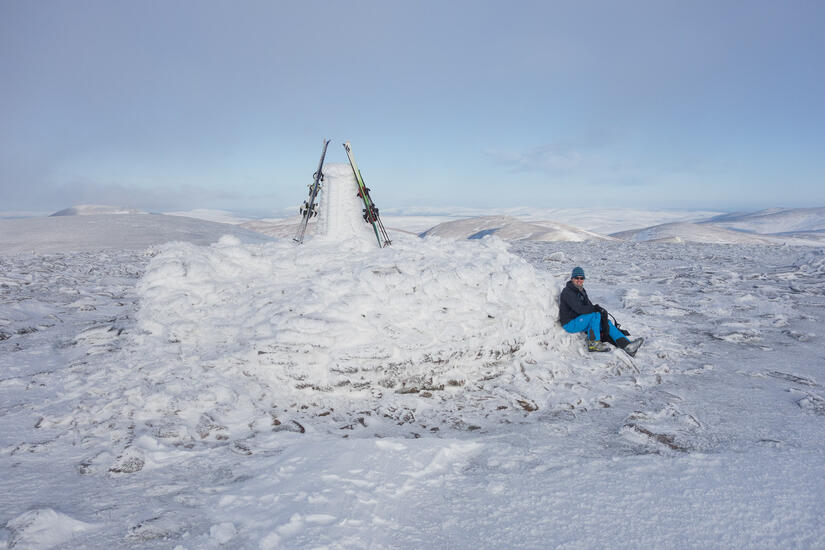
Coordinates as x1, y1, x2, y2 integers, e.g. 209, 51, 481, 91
617, 337, 644, 357
586, 336, 610, 352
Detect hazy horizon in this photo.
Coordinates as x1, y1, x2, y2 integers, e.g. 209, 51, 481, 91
2, 1, 824, 214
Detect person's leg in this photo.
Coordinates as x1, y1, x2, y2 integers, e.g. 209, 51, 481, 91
606, 321, 627, 344
563, 313, 602, 340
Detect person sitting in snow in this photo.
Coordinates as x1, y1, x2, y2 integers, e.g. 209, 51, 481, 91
559, 266, 644, 356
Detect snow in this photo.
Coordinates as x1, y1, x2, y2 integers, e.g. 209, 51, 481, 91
6, 508, 99, 549
133, 233, 559, 435
316, 163, 378, 244
2, 210, 825, 548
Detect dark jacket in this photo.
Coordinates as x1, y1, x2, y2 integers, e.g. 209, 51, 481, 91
559, 280, 596, 325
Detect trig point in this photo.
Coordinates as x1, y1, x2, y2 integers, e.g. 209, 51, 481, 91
316, 163, 379, 244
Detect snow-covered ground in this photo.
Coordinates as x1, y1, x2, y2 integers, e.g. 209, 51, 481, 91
2, 212, 825, 549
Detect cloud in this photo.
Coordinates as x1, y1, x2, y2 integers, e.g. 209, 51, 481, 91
486, 143, 584, 174
484, 130, 623, 176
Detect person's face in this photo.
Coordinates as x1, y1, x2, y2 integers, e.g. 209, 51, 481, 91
572, 276, 585, 289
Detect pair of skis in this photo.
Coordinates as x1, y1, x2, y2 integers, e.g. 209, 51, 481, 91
293, 139, 330, 244
343, 142, 391, 248
293, 140, 391, 248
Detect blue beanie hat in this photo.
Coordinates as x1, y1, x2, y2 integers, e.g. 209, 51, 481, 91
571, 266, 585, 279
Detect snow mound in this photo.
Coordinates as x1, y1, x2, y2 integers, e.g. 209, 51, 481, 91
6, 508, 99, 549
137, 234, 559, 397
50, 204, 143, 216
421, 215, 614, 242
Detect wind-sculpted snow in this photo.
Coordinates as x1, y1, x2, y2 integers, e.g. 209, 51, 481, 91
138, 234, 556, 387
792, 248, 825, 278
129, 234, 598, 440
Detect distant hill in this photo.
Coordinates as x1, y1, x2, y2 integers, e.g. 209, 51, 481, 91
701, 207, 825, 234
385, 207, 723, 235
610, 222, 779, 244
610, 207, 825, 245
50, 204, 144, 216
420, 216, 616, 242
240, 217, 307, 239
0, 213, 271, 254
21, 205, 825, 249
162, 209, 251, 224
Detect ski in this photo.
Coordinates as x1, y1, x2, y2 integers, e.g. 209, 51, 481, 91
343, 142, 391, 248
294, 139, 331, 244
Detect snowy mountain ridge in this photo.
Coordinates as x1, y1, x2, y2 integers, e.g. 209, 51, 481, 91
611, 222, 784, 245
420, 215, 617, 242
424, 207, 825, 245
701, 207, 825, 234
24, 204, 825, 247
0, 213, 271, 254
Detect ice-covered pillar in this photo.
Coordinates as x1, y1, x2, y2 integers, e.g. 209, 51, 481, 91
317, 163, 377, 243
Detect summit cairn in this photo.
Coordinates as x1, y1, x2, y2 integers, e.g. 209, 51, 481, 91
294, 140, 391, 247
317, 162, 380, 244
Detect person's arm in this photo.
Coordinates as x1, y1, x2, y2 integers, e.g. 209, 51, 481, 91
561, 288, 596, 316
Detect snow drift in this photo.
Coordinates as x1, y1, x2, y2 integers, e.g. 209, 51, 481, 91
135, 234, 562, 428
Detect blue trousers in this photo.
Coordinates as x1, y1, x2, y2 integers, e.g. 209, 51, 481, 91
562, 312, 626, 343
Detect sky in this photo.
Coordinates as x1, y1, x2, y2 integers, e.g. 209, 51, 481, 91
2, 0, 825, 217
